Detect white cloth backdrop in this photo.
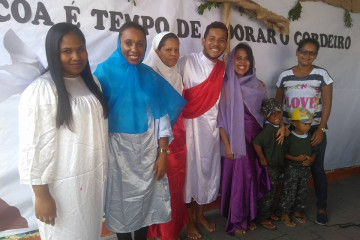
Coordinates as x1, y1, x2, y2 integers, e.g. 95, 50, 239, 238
1, 0, 359, 236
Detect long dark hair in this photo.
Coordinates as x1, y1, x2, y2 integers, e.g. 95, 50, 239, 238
45, 22, 109, 130
234, 43, 254, 76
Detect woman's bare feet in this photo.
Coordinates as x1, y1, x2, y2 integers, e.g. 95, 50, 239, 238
235, 228, 246, 234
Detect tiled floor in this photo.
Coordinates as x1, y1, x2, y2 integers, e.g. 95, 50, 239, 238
103, 175, 360, 240
175, 175, 360, 240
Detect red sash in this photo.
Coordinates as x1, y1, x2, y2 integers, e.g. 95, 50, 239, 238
182, 60, 225, 119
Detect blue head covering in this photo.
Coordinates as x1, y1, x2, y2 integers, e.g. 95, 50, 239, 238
94, 38, 186, 134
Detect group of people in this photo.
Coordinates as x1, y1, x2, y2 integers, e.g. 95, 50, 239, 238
17, 20, 333, 240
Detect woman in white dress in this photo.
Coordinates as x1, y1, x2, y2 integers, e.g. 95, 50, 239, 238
18, 22, 109, 240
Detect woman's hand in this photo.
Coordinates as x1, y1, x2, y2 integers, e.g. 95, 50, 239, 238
154, 152, 167, 180
33, 186, 57, 226
276, 124, 286, 145
224, 143, 234, 160
311, 128, 324, 146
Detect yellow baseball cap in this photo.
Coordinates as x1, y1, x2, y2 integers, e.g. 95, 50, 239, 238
291, 107, 315, 123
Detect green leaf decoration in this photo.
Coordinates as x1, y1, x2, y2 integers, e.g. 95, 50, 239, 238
288, 1, 302, 22
344, 10, 353, 28
197, 1, 221, 15
238, 6, 244, 16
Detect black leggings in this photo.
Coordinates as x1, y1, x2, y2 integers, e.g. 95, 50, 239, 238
116, 227, 148, 240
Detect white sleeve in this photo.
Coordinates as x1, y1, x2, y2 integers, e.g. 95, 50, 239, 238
154, 114, 174, 146
18, 78, 58, 185
276, 71, 286, 88
322, 69, 334, 85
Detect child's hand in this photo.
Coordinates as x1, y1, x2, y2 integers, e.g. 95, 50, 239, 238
296, 155, 307, 162
225, 143, 234, 160
302, 155, 313, 166
259, 157, 268, 167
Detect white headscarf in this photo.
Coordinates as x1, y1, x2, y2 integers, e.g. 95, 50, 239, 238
144, 31, 183, 94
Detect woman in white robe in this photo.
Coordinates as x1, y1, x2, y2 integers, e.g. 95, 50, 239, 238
18, 23, 109, 240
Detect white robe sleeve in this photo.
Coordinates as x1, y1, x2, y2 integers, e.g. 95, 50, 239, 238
154, 114, 173, 146
18, 77, 58, 185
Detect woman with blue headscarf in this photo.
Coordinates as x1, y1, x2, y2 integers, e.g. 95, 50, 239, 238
94, 22, 186, 240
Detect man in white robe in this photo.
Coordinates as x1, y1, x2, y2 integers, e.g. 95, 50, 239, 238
178, 21, 228, 239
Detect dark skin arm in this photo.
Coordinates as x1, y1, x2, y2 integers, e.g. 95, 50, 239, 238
285, 153, 315, 167
274, 88, 289, 145
153, 137, 168, 181
275, 122, 287, 145
253, 143, 268, 166
303, 153, 316, 167
219, 127, 234, 160
275, 88, 285, 109
285, 154, 307, 162
32, 185, 57, 226
311, 83, 333, 146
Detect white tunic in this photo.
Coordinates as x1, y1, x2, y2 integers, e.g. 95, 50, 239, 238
105, 113, 173, 233
178, 52, 221, 204
18, 72, 108, 240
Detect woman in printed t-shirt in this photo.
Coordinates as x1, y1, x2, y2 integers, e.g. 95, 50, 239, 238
275, 37, 333, 225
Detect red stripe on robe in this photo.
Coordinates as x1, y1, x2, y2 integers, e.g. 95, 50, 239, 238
182, 60, 225, 119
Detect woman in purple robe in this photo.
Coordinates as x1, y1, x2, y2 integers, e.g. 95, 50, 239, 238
217, 43, 271, 235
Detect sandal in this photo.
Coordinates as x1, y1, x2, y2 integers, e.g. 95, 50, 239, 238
260, 219, 277, 230
292, 213, 306, 224
248, 222, 257, 231
281, 215, 296, 227
270, 214, 280, 221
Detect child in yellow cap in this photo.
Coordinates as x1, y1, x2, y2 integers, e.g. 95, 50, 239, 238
278, 107, 319, 227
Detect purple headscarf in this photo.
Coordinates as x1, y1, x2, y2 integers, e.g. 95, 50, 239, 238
217, 43, 267, 159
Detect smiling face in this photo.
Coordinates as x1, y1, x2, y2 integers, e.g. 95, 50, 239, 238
234, 48, 250, 78
120, 28, 146, 65
156, 37, 179, 67
267, 111, 282, 126
202, 28, 227, 62
59, 31, 88, 78
296, 42, 317, 67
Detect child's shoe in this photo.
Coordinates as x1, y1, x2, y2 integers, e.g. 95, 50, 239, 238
315, 210, 328, 225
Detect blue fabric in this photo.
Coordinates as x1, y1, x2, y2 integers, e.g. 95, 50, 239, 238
94, 39, 186, 134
